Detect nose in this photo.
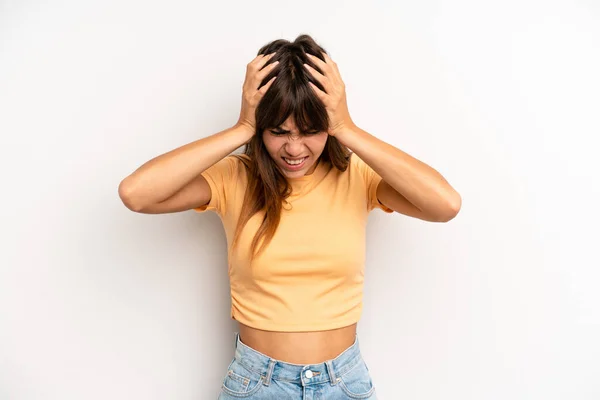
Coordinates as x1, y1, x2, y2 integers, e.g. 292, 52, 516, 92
283, 134, 305, 156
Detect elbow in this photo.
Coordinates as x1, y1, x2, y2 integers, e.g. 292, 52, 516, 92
435, 191, 462, 222
118, 178, 144, 212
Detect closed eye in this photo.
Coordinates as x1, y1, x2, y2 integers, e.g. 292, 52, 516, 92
269, 129, 321, 136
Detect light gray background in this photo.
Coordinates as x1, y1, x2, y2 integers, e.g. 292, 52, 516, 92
1, 0, 599, 399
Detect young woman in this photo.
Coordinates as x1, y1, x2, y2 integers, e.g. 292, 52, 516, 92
119, 34, 461, 399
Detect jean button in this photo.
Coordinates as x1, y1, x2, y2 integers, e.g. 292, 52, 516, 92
305, 370, 313, 378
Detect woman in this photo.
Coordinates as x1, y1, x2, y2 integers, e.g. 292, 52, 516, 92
119, 34, 461, 399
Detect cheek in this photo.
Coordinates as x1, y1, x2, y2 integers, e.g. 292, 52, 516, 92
262, 134, 279, 154
309, 134, 328, 153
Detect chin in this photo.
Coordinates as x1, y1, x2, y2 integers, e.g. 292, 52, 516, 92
285, 170, 306, 177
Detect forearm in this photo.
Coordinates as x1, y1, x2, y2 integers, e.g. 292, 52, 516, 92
119, 124, 252, 206
336, 125, 461, 217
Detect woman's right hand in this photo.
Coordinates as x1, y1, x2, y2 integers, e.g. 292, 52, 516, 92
236, 52, 279, 137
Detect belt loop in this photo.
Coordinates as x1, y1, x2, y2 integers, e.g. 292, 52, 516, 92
326, 360, 338, 385
263, 359, 276, 386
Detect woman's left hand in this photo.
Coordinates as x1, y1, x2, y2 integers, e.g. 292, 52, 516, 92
304, 53, 355, 137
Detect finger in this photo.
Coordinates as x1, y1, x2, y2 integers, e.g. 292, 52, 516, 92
322, 53, 343, 82
254, 52, 277, 70
252, 60, 278, 91
318, 52, 344, 86
244, 52, 276, 86
256, 60, 279, 82
253, 51, 274, 62
248, 52, 269, 70
323, 52, 336, 66
306, 53, 330, 76
308, 81, 327, 102
303, 63, 329, 92
258, 76, 277, 96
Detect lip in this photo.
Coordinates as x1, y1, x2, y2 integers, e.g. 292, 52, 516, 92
281, 156, 308, 171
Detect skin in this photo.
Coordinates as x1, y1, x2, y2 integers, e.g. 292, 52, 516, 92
262, 116, 328, 179
238, 51, 461, 364
304, 52, 462, 222
238, 118, 359, 364
119, 51, 461, 364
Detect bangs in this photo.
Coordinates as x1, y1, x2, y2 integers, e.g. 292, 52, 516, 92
256, 74, 329, 134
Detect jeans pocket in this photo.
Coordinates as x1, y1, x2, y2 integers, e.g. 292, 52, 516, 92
338, 358, 376, 399
220, 358, 264, 398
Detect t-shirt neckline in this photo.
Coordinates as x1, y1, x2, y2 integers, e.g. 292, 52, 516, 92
287, 157, 329, 195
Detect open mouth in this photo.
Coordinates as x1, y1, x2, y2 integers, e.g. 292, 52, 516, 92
282, 156, 308, 170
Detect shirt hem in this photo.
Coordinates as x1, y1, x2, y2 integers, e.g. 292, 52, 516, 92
231, 310, 362, 332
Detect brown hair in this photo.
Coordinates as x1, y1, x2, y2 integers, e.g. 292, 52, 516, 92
230, 34, 352, 260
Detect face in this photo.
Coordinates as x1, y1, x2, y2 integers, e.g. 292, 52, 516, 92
262, 116, 328, 179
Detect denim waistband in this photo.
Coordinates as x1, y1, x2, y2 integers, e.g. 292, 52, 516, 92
232, 332, 362, 387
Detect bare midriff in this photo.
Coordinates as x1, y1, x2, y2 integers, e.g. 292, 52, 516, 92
237, 322, 358, 364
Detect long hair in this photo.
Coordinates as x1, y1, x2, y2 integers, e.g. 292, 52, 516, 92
231, 34, 352, 261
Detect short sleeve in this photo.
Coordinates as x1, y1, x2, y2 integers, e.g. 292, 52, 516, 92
193, 155, 241, 216
351, 152, 394, 213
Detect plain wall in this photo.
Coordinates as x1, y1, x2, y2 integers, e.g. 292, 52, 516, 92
1, 0, 599, 399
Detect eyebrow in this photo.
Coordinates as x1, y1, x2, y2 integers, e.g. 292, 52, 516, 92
272, 127, 319, 133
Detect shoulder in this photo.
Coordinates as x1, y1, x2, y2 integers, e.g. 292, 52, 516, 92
347, 151, 368, 174
348, 151, 365, 166
201, 153, 251, 184
224, 153, 253, 168
230, 153, 252, 167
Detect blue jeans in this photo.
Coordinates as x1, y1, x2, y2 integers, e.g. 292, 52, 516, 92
217, 332, 377, 399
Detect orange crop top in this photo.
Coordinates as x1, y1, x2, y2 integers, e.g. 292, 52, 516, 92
194, 152, 393, 331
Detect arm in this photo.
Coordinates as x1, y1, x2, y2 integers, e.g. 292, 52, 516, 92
303, 52, 460, 222
118, 52, 279, 214
118, 124, 253, 213
338, 125, 461, 222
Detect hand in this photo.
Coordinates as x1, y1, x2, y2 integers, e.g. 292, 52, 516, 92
304, 52, 355, 137
236, 52, 279, 135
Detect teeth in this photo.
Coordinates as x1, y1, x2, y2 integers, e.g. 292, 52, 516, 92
284, 157, 306, 165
